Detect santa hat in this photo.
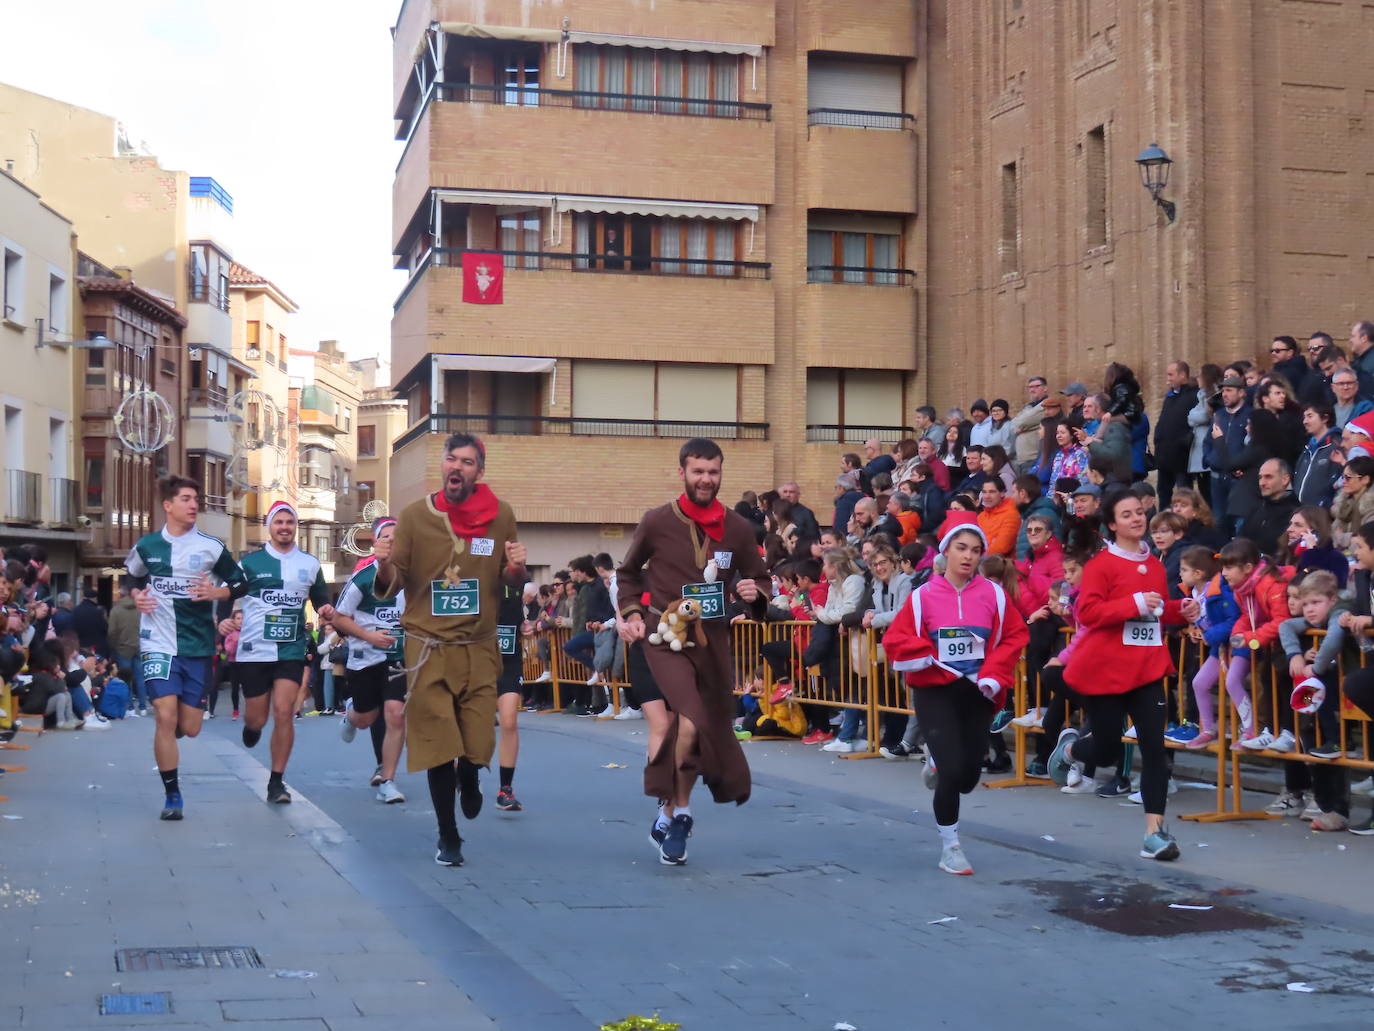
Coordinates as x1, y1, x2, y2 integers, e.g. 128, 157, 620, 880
937, 514, 986, 554
371, 515, 396, 536
264, 500, 297, 526
1290, 677, 1326, 715
1347, 412, 1374, 440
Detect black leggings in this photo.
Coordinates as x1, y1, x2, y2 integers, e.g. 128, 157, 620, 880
1072, 680, 1169, 815
912, 679, 995, 826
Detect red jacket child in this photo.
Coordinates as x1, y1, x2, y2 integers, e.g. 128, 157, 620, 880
1229, 559, 1290, 649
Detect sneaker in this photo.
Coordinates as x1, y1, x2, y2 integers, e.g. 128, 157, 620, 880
1348, 813, 1374, 836
1265, 791, 1307, 817
160, 792, 184, 821
802, 730, 834, 745
659, 814, 693, 865
650, 813, 670, 851
1308, 741, 1343, 760
922, 756, 938, 790
57, 719, 81, 730
339, 713, 357, 743
938, 842, 973, 876
1239, 727, 1274, 750
496, 787, 522, 811
242, 725, 262, 749
1311, 810, 1350, 832
561, 702, 581, 715
567, 704, 594, 717
1061, 776, 1099, 795
734, 729, 752, 741
989, 709, 1014, 733
369, 765, 385, 787
1185, 730, 1218, 751
612, 707, 644, 721
1025, 760, 1049, 779
305, 710, 321, 717
591, 705, 616, 719
828, 712, 843, 727
138, 708, 147, 717
881, 744, 915, 760
1301, 800, 1322, 820
1122, 725, 1138, 741
1353, 777, 1374, 797
434, 835, 464, 867
458, 763, 483, 819
534, 671, 551, 683
983, 753, 1012, 774
1269, 729, 1297, 754
822, 738, 857, 754
266, 780, 291, 805
204, 711, 216, 720
1096, 775, 1133, 798
1066, 763, 1084, 788
1011, 708, 1045, 729
1164, 723, 1200, 744
1047, 728, 1079, 786
82, 715, 111, 731
586, 673, 601, 686
231, 710, 239, 721
1140, 830, 1180, 861
376, 780, 405, 804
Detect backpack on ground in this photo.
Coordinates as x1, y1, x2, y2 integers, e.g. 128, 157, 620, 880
96, 676, 129, 719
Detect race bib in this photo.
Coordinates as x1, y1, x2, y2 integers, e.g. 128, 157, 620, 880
497, 624, 518, 655
713, 551, 733, 570
937, 628, 985, 664
469, 537, 495, 557
387, 630, 405, 662
431, 579, 480, 617
1123, 619, 1162, 647
683, 582, 725, 620
140, 651, 172, 682
263, 613, 297, 643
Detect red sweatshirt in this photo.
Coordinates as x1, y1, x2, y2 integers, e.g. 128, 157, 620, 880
1230, 563, 1290, 648
1063, 541, 1185, 696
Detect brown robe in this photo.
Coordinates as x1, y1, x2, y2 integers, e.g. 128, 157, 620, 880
617, 501, 768, 805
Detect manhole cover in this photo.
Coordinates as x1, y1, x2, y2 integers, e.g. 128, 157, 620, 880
115, 946, 263, 971
100, 992, 170, 1015
1016, 878, 1285, 937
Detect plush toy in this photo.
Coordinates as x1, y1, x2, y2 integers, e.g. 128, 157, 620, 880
649, 597, 707, 651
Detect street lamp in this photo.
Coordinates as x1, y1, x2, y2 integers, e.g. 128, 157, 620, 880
34, 319, 116, 350
1135, 142, 1176, 223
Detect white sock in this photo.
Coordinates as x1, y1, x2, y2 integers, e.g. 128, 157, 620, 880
675, 805, 692, 820
655, 805, 672, 831
937, 822, 960, 847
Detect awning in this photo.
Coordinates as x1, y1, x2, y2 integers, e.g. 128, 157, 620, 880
566, 30, 763, 57
555, 195, 760, 221
438, 22, 564, 43
433, 188, 556, 209
436, 355, 557, 374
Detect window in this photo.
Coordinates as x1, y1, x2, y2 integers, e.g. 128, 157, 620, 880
357, 481, 376, 502
87, 348, 105, 370
807, 57, 905, 127
805, 369, 904, 440
1085, 125, 1107, 248
48, 274, 68, 334
571, 360, 738, 424
246, 320, 261, 355
572, 213, 740, 275
1000, 160, 1020, 275
807, 219, 902, 285
2, 247, 23, 322
499, 213, 541, 269
573, 45, 740, 116
84, 454, 104, 511
500, 45, 541, 105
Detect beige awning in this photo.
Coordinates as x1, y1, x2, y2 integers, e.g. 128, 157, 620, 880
439, 22, 564, 43
555, 195, 759, 221
434, 188, 556, 209
567, 30, 763, 57
436, 355, 557, 375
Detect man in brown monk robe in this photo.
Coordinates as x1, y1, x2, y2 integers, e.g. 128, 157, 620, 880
617, 437, 769, 865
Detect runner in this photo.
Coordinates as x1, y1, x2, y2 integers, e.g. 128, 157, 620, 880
616, 438, 769, 866
494, 580, 526, 811
372, 433, 526, 867
226, 501, 334, 804
126, 476, 248, 821
1048, 490, 1200, 861
880, 524, 1028, 875
332, 517, 408, 804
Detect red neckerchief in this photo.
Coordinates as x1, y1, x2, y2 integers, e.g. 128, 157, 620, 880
433, 484, 499, 539
677, 492, 726, 542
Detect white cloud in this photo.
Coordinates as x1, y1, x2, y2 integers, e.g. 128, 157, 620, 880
0, 0, 406, 361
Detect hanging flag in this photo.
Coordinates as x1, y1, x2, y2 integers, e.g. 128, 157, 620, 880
461, 252, 504, 304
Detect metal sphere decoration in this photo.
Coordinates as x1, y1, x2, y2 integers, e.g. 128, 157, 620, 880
113, 391, 176, 454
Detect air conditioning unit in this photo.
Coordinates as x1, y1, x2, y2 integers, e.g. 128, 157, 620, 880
247, 347, 261, 359
189, 347, 202, 360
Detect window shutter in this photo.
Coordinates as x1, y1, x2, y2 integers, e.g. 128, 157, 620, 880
807, 58, 902, 112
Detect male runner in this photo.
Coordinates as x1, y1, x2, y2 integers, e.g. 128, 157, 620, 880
227, 501, 334, 804
617, 438, 768, 865
127, 476, 249, 820
373, 432, 526, 867
333, 517, 408, 803
494, 580, 526, 812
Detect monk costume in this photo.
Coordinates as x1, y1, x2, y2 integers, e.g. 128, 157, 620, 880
617, 493, 769, 807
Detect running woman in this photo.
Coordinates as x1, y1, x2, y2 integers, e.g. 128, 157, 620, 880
228, 501, 334, 804
881, 523, 1028, 875
126, 476, 249, 820
333, 517, 408, 804
1048, 489, 1200, 861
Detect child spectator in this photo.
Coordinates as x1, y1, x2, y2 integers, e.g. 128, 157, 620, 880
1183, 547, 1240, 750
1223, 539, 1290, 748
1149, 511, 1191, 598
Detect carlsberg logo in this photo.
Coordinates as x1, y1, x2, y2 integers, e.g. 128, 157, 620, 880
262, 589, 305, 607
376, 607, 400, 622
151, 576, 192, 596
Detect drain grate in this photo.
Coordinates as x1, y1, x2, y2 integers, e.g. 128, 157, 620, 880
115, 946, 263, 972
100, 992, 170, 1015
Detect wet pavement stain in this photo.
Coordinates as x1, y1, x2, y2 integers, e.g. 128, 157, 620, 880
1013, 877, 1286, 937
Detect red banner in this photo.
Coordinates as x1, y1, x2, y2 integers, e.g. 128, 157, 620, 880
461, 252, 504, 304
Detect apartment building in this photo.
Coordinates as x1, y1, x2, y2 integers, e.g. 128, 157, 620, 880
352, 356, 407, 520
0, 168, 83, 588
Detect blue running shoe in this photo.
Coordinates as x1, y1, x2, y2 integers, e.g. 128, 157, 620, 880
160, 792, 184, 821
1140, 830, 1180, 861
1164, 722, 1199, 744
1047, 728, 1079, 786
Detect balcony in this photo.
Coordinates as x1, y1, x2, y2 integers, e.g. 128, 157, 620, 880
803, 0, 917, 57
807, 120, 917, 213
48, 477, 79, 527
6, 471, 41, 524
797, 278, 918, 369
392, 251, 775, 372
806, 424, 914, 445
394, 413, 769, 453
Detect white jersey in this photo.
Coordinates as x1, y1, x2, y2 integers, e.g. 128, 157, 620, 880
335, 562, 405, 671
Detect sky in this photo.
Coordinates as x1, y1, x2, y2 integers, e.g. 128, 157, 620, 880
0, 0, 406, 363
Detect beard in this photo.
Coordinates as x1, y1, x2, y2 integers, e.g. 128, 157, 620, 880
687, 480, 719, 506
443, 474, 474, 505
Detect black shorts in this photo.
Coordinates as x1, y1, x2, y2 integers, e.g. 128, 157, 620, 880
497, 655, 523, 696
349, 663, 406, 713
239, 660, 307, 699
627, 641, 663, 705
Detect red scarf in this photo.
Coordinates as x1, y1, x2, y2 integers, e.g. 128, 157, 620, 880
677, 492, 726, 542
433, 484, 500, 539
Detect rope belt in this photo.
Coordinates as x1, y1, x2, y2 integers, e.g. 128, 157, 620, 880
401, 629, 497, 701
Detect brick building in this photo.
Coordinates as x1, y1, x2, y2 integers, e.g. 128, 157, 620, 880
390, 1, 1374, 547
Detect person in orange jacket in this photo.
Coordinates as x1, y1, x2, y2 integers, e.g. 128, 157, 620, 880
976, 479, 1022, 557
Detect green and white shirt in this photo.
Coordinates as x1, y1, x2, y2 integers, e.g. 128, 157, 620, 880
237, 544, 332, 663
125, 527, 247, 660
335, 562, 405, 671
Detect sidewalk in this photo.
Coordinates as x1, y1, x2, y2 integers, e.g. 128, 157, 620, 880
0, 718, 506, 1031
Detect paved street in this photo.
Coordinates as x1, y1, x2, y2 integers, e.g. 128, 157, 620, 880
6, 708, 1374, 1030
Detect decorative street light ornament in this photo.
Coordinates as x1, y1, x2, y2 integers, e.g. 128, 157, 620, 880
1135, 142, 1176, 223
113, 390, 175, 454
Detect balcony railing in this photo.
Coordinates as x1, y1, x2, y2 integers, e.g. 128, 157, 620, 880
807, 108, 915, 131
395, 413, 769, 453
49, 477, 79, 527
806, 266, 916, 287
187, 281, 230, 312
203, 493, 228, 512
396, 247, 772, 310
187, 386, 229, 410
806, 424, 916, 445
6, 470, 41, 524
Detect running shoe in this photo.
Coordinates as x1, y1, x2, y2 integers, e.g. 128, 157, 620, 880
1125, 779, 1176, 804
1140, 830, 1180, 861
612, 707, 644, 721
1096, 775, 1133, 798
1164, 722, 1200, 744
659, 814, 693, 866
242, 725, 262, 749
376, 780, 405, 804
1047, 727, 1079, 786
650, 814, 669, 851
1010, 708, 1045, 729
1185, 730, 1218, 751
983, 753, 1012, 774
822, 738, 857, 753
591, 705, 615, 719
989, 709, 1014, 734
1309, 741, 1343, 760
1348, 813, 1374, 836
922, 756, 938, 790
339, 713, 357, 743
159, 792, 184, 821
1311, 811, 1349, 832
231, 710, 239, 721
1301, 799, 1322, 820
1025, 760, 1050, 779
267, 781, 292, 805
734, 729, 753, 741
534, 670, 551, 683
305, 710, 322, 717
204, 711, 216, 720
434, 835, 464, 867
1061, 776, 1099, 795
881, 743, 917, 760
369, 765, 385, 787
458, 763, 483, 819
496, 787, 522, 812
938, 843, 973, 876
1353, 777, 1374, 797
1239, 727, 1275, 750
1066, 763, 1084, 788
1269, 729, 1296, 754
801, 730, 834, 745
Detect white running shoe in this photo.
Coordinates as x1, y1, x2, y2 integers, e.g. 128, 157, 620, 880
1010, 708, 1045, 729
82, 714, 111, 731
1066, 763, 1084, 788
612, 707, 643, 720
376, 780, 405, 804
1353, 776, 1374, 797
369, 765, 385, 787
1061, 777, 1099, 795
340, 713, 357, 743
1239, 727, 1274, 750
534, 671, 551, 683
938, 842, 973, 875
594, 705, 616, 719
1270, 729, 1296, 754
586, 673, 601, 685
822, 738, 857, 754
